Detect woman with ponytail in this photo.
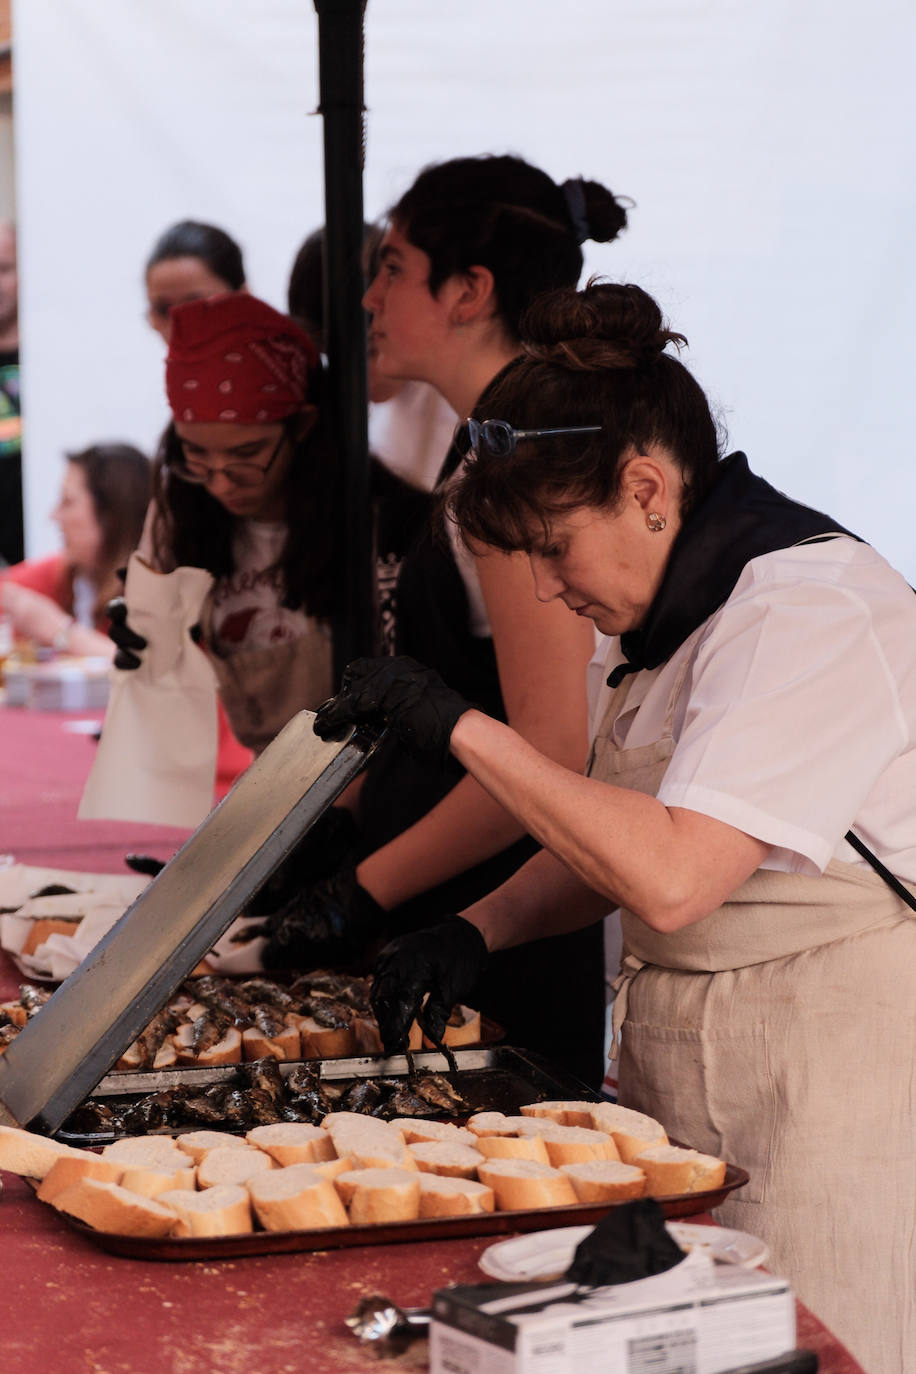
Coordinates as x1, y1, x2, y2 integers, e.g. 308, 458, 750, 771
260, 155, 630, 1088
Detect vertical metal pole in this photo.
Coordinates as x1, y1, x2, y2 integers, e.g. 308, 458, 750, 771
313, 0, 372, 682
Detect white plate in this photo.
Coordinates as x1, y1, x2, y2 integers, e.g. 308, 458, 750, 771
478, 1222, 768, 1283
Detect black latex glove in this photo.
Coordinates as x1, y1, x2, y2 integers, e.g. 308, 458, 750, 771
314, 656, 472, 764
370, 915, 490, 1055
106, 596, 147, 670
259, 866, 386, 969
565, 1199, 686, 1287
247, 808, 360, 917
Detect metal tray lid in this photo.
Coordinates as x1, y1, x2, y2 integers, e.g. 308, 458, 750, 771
0, 710, 382, 1134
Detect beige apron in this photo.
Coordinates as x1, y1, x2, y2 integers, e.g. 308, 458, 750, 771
590, 662, 916, 1374
200, 595, 333, 756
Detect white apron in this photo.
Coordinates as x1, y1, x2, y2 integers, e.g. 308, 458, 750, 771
589, 662, 916, 1374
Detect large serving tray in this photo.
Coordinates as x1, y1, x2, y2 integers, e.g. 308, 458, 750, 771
45, 1046, 749, 1261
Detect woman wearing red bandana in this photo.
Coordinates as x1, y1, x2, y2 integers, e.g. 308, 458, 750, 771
121, 293, 337, 755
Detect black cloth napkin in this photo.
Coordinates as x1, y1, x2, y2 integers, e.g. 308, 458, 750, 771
610, 452, 859, 686
565, 1198, 687, 1287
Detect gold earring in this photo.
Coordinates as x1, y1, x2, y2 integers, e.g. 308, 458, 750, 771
646, 512, 666, 532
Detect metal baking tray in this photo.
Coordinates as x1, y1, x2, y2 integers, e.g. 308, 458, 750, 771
0, 711, 384, 1134
42, 1046, 749, 1261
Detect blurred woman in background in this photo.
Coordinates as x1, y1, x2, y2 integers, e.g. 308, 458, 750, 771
2, 442, 150, 657
144, 220, 247, 344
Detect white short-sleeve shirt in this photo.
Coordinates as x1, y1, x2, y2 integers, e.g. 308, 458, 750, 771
588, 538, 916, 883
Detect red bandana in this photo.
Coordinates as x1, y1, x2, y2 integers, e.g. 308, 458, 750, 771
165, 293, 321, 425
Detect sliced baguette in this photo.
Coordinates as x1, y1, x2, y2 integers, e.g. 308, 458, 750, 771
245, 1122, 337, 1167
515, 1121, 621, 1167
52, 1178, 177, 1237
247, 1164, 349, 1231
158, 1185, 253, 1237
560, 1160, 647, 1203
519, 1100, 599, 1129
0, 1124, 82, 1180
36, 1151, 125, 1202
407, 1141, 484, 1179
334, 1166, 421, 1224
321, 1112, 416, 1171
390, 1118, 477, 1149
196, 1145, 276, 1190
476, 1158, 578, 1211
119, 1160, 197, 1199
634, 1143, 726, 1196
295, 1015, 357, 1060
474, 1134, 550, 1165
418, 1174, 495, 1218
587, 1103, 668, 1163
174, 1130, 253, 1164
241, 1023, 302, 1062
421, 1004, 481, 1048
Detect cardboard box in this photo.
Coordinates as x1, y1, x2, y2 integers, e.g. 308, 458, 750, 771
430, 1255, 795, 1374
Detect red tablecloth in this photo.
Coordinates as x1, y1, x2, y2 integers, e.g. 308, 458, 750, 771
0, 705, 866, 1374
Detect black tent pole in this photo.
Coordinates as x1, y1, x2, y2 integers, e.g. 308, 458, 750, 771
313, 0, 373, 684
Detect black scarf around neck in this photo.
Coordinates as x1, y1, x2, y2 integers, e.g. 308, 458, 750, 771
609, 452, 859, 687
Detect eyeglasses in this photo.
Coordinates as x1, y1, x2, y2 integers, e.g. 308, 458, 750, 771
455, 418, 603, 458
168, 432, 287, 489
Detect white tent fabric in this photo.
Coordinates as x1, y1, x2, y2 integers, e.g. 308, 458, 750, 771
13, 0, 916, 580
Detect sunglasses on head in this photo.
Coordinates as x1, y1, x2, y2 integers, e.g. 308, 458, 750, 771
455, 418, 603, 458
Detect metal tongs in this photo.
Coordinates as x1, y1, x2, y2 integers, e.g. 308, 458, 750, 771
345, 1295, 430, 1357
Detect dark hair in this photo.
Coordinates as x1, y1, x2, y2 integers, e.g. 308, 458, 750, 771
145, 220, 246, 290
148, 401, 338, 621
287, 222, 384, 352
447, 281, 722, 552
66, 442, 152, 614
390, 155, 629, 338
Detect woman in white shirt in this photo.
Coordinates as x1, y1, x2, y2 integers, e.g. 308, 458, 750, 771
315, 279, 916, 1374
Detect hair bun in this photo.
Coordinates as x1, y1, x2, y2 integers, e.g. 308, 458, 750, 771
521, 281, 684, 371
561, 179, 630, 245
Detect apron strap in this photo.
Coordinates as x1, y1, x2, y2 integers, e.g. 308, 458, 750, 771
845, 830, 916, 913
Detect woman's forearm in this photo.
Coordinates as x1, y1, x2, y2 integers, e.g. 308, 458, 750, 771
461, 846, 613, 951
356, 770, 528, 909
450, 709, 768, 930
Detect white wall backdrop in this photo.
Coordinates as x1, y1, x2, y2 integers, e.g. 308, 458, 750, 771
13, 0, 916, 578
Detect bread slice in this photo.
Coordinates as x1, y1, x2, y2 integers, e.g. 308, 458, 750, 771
294, 1015, 357, 1060
173, 1130, 252, 1164
390, 1118, 477, 1149
101, 1136, 194, 1168
52, 1178, 177, 1237
334, 1166, 421, 1224
247, 1164, 349, 1231
172, 1023, 244, 1067
519, 1100, 599, 1129
407, 1141, 484, 1179
158, 1184, 253, 1237
36, 1150, 125, 1202
418, 1174, 495, 1218
587, 1103, 668, 1163
119, 1159, 198, 1199
351, 1016, 423, 1055
465, 1112, 528, 1138
560, 1160, 647, 1203
516, 1121, 621, 1167
0, 1124, 82, 1180
634, 1144, 726, 1196
245, 1122, 337, 1167
321, 1112, 415, 1171
307, 1155, 354, 1181
474, 1134, 550, 1165
241, 1022, 302, 1062
476, 1158, 578, 1211
196, 1145, 276, 1190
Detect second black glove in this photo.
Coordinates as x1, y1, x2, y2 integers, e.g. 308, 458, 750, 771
369, 914, 490, 1055
260, 866, 386, 970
